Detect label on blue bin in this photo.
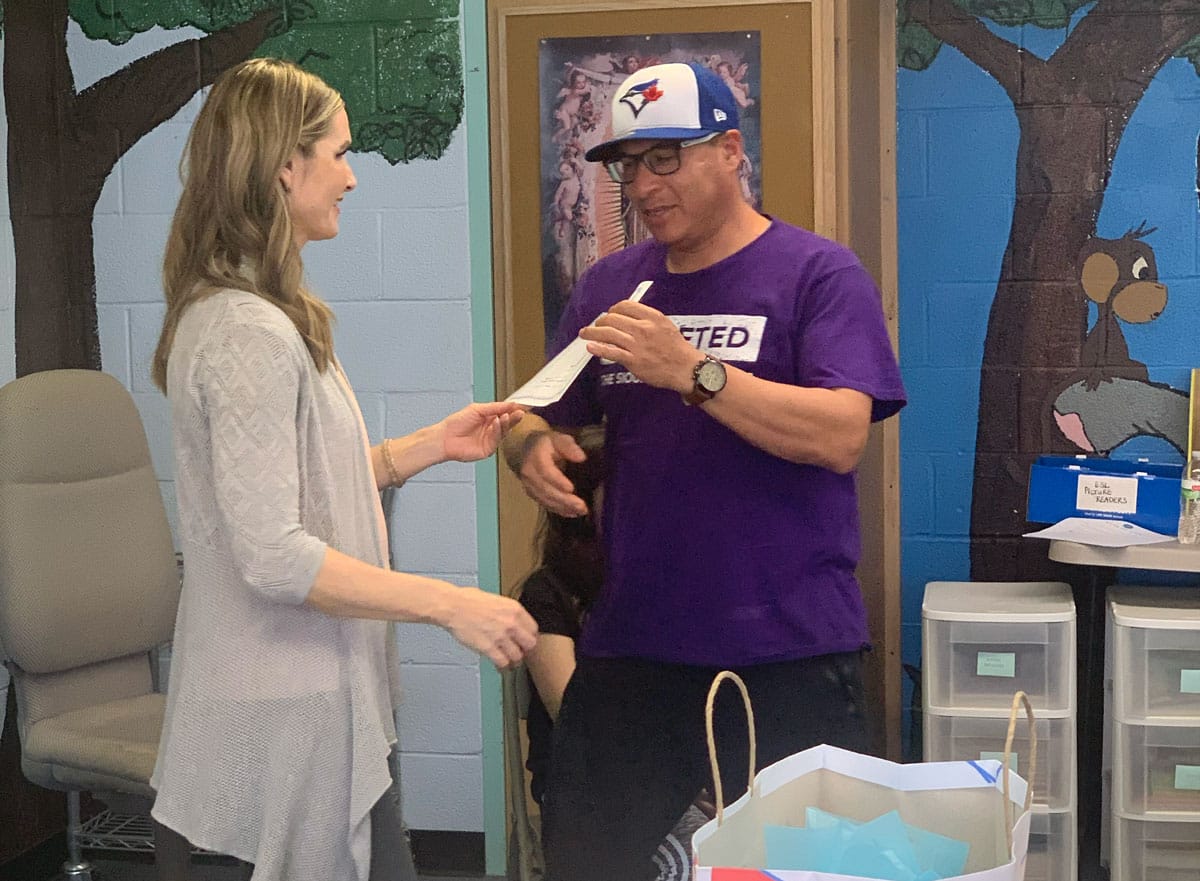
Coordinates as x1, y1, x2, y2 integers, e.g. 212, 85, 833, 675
1076, 475, 1138, 514
1181, 669, 1200, 694
1174, 765, 1200, 790
976, 652, 1016, 678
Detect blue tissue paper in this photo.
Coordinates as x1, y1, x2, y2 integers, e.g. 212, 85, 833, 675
763, 807, 969, 880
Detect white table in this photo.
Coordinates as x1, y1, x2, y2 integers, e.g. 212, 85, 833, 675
1048, 539, 1200, 881
1049, 538, 1200, 573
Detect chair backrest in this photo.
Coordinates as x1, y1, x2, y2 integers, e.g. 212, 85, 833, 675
0, 370, 179, 698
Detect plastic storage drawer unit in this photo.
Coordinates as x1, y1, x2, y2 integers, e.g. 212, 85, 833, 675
923, 710, 1076, 809
1024, 807, 1077, 881
1111, 590, 1200, 722
923, 581, 1076, 713
1111, 815, 1200, 881
1114, 721, 1200, 816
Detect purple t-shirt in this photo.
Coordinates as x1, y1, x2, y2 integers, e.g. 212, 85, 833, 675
537, 219, 906, 666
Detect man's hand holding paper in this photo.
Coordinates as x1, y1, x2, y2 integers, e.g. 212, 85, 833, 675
506, 280, 653, 407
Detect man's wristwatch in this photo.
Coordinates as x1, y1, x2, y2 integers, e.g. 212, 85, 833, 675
682, 354, 727, 406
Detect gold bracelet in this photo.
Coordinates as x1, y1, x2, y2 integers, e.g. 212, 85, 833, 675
381, 438, 402, 487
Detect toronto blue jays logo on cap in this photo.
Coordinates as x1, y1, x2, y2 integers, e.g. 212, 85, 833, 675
584, 61, 740, 162
617, 78, 664, 118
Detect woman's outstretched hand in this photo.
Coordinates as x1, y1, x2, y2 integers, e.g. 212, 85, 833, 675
440, 402, 525, 463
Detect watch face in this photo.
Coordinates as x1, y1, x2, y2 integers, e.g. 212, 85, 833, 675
696, 358, 726, 393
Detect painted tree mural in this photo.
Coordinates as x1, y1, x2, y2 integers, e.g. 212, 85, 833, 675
898, 0, 1200, 580
2, 0, 463, 376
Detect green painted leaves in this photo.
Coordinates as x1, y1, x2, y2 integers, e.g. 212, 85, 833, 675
897, 2, 943, 72
955, 0, 1091, 30
1178, 33, 1200, 79
67, 0, 462, 162
70, 0, 282, 44
898, 1, 1200, 75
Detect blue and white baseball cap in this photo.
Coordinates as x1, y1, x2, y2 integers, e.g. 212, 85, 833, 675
584, 61, 740, 162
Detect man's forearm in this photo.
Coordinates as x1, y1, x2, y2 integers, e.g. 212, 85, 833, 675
701, 364, 872, 474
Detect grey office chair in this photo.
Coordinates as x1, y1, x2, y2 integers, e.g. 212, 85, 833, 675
0, 369, 180, 880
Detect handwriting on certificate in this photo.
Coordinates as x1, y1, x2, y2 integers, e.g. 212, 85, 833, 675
506, 281, 653, 407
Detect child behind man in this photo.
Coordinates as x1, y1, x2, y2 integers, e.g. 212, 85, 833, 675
516, 426, 709, 881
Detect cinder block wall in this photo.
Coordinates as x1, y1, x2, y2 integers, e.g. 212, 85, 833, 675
895, 36, 1016, 757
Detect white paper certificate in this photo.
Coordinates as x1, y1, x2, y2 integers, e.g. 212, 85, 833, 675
506, 281, 653, 407
1022, 517, 1174, 547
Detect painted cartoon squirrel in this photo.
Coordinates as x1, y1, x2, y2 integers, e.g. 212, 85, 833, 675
1077, 223, 1167, 390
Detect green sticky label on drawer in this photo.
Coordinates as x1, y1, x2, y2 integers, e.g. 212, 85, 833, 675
979, 751, 1017, 772
1175, 765, 1200, 791
977, 652, 1016, 678
1181, 669, 1200, 694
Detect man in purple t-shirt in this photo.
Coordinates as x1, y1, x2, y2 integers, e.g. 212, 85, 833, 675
502, 61, 906, 881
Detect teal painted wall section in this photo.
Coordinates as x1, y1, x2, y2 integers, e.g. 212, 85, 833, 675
461, 0, 508, 869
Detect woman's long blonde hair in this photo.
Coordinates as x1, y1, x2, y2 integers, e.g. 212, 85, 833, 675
152, 58, 344, 392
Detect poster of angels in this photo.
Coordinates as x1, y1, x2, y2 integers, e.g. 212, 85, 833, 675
538, 31, 763, 344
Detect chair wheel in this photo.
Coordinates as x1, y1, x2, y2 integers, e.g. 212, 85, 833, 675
56, 860, 95, 881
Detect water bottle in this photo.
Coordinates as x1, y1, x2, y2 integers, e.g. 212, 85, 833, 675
1178, 452, 1200, 544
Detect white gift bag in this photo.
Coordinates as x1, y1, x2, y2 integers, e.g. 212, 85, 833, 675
693, 672, 1035, 881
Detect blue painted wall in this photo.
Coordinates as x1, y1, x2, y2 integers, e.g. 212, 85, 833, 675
897, 6, 1200, 756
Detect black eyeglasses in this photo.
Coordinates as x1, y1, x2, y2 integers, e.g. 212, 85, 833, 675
603, 132, 721, 184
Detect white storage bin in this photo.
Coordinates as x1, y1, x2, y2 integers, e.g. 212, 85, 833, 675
923, 581, 1075, 713
1115, 721, 1200, 815
1024, 807, 1076, 881
1104, 679, 1114, 771
1111, 587, 1200, 723
923, 709, 1076, 809
1111, 814, 1200, 881
1106, 603, 1115, 769
1102, 769, 1112, 867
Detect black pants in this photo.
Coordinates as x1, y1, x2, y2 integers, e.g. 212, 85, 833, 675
541, 652, 869, 881
368, 747, 420, 881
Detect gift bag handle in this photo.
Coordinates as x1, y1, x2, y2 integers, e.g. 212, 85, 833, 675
1001, 690, 1037, 853
705, 670, 757, 826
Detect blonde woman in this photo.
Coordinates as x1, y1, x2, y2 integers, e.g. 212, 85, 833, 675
149, 58, 536, 881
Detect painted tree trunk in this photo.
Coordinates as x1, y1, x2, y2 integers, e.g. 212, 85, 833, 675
2, 0, 276, 377
970, 104, 1110, 580
4, 0, 104, 374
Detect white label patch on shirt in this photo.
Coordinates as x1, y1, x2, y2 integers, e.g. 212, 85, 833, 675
598, 314, 767, 369
671, 314, 766, 362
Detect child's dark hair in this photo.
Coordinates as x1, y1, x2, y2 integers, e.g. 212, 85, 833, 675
534, 426, 605, 610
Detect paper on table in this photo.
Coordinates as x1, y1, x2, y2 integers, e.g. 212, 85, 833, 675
506, 280, 653, 407
1023, 517, 1176, 548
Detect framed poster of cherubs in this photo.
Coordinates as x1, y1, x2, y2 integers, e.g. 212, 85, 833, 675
537, 32, 765, 339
